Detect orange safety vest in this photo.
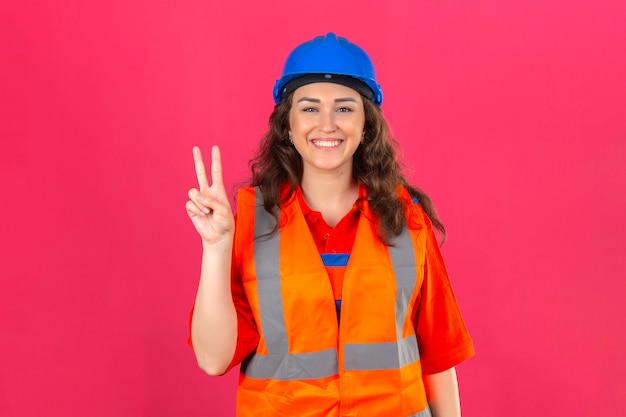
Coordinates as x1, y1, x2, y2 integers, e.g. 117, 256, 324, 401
234, 186, 432, 417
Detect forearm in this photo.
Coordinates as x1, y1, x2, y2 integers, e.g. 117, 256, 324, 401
423, 367, 462, 417
191, 238, 238, 376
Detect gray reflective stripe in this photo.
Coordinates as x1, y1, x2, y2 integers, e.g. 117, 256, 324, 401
244, 348, 338, 380
398, 334, 420, 366
253, 188, 286, 354
344, 335, 418, 370
245, 187, 338, 380
344, 227, 420, 371
344, 335, 419, 371
409, 407, 432, 417
389, 226, 420, 367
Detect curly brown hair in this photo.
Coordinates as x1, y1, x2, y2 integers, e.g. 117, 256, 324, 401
249, 92, 445, 244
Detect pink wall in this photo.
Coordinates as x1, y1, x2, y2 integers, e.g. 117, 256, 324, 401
2, 1, 625, 416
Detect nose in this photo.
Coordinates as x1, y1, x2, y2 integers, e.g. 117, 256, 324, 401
319, 110, 336, 133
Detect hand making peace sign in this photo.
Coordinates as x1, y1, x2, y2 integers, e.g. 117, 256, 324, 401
186, 146, 234, 245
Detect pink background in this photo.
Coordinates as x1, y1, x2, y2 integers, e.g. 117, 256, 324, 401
2, 1, 625, 416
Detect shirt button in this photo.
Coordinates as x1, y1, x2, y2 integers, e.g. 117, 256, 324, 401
331, 250, 336, 254
324, 233, 330, 240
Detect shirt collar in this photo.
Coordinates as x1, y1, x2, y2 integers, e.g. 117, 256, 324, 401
295, 182, 366, 218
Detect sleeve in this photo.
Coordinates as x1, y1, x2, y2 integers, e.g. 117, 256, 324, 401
187, 213, 260, 374
412, 217, 475, 375
224, 249, 260, 373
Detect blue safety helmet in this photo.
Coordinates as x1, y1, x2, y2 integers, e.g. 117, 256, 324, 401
273, 33, 383, 106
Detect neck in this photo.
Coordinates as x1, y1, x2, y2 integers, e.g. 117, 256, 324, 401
300, 172, 358, 227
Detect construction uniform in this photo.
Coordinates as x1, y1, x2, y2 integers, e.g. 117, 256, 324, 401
191, 184, 474, 416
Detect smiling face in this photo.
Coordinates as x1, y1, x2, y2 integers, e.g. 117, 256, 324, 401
289, 82, 365, 178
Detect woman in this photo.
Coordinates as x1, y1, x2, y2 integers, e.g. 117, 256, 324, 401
186, 33, 474, 417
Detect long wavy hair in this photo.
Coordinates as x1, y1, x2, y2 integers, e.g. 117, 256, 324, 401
249, 91, 445, 244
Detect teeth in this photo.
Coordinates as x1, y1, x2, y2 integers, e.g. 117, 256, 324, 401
314, 140, 341, 147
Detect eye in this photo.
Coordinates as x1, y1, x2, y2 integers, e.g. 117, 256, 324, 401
337, 106, 353, 113
302, 107, 318, 112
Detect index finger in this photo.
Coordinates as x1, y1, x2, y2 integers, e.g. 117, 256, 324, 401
210, 145, 224, 188
192, 146, 210, 190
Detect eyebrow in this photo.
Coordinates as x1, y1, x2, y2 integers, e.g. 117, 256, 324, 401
296, 97, 358, 104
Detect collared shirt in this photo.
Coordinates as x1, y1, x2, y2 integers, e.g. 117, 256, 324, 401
295, 184, 364, 303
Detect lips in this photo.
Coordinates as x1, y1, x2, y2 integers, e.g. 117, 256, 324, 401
310, 138, 343, 148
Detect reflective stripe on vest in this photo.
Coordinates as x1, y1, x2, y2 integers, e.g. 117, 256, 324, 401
245, 187, 420, 380
411, 409, 432, 417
